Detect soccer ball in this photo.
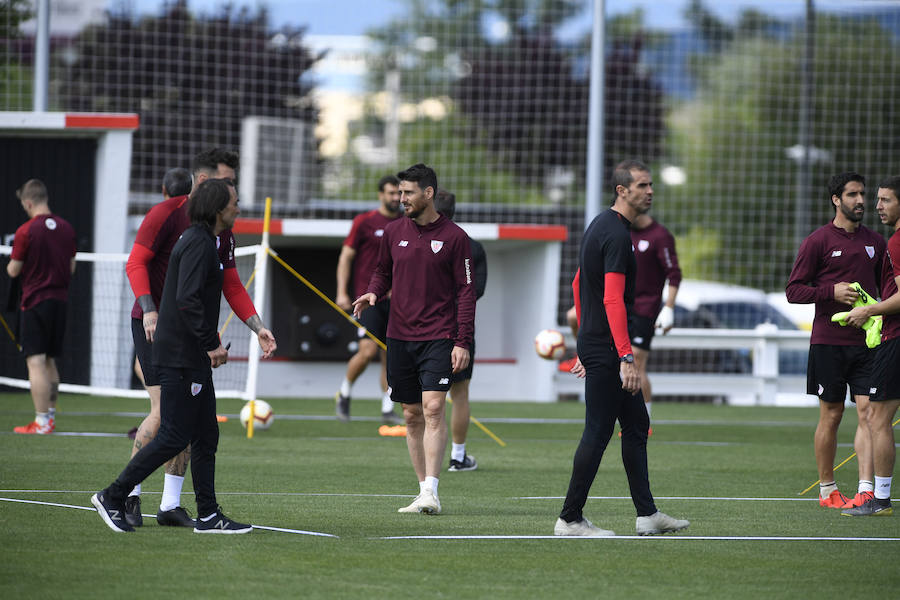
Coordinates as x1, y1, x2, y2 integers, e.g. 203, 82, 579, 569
240, 400, 274, 430
534, 329, 566, 360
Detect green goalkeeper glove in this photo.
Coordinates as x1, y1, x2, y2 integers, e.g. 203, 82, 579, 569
831, 282, 882, 349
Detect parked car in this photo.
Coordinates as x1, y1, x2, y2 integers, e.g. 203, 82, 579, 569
647, 280, 807, 375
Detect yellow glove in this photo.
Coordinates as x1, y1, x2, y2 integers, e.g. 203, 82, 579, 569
831, 282, 882, 349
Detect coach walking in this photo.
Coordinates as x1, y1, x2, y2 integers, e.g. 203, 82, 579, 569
92, 178, 251, 534
554, 160, 689, 536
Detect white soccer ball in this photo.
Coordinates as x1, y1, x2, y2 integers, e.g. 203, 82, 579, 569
534, 329, 566, 360
240, 400, 274, 430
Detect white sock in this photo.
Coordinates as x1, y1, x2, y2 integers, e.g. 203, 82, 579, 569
48, 407, 56, 420
645, 401, 652, 420
35, 412, 50, 426
129, 484, 142, 498
858, 480, 874, 494
418, 480, 427, 495
874, 476, 892, 500
339, 378, 352, 398
425, 476, 439, 496
381, 389, 393, 413
819, 481, 837, 499
159, 474, 184, 511
451, 443, 466, 462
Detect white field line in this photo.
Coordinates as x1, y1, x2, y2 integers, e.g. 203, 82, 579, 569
376, 534, 900, 541
0, 496, 338, 537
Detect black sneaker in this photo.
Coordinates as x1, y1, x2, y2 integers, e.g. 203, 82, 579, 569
193, 508, 252, 534
448, 454, 478, 472
157, 506, 196, 527
841, 496, 893, 517
125, 495, 143, 527
91, 491, 134, 533
335, 392, 350, 422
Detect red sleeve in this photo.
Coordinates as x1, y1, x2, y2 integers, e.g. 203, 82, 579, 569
572, 269, 581, 326
786, 234, 831, 304
223, 266, 256, 322
659, 230, 682, 288
366, 230, 393, 300
126, 243, 156, 299
344, 213, 365, 249
10, 221, 31, 261
603, 271, 632, 357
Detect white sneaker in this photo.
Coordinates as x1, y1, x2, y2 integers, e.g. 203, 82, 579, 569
553, 517, 614, 537
418, 488, 441, 515
398, 493, 423, 513
635, 511, 689, 535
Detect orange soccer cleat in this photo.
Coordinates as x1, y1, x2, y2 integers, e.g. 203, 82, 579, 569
819, 489, 850, 508
842, 491, 875, 509
13, 420, 53, 434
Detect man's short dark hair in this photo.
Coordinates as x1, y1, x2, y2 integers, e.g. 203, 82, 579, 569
378, 174, 400, 192
827, 172, 865, 204
188, 179, 232, 227
192, 148, 239, 177
611, 159, 650, 201
397, 163, 437, 196
16, 179, 48, 204
434, 189, 456, 220
163, 168, 193, 198
878, 175, 900, 203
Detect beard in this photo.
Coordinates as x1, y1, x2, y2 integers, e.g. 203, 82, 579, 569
839, 202, 864, 223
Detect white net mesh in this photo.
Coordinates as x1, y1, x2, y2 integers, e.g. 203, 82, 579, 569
0, 244, 261, 399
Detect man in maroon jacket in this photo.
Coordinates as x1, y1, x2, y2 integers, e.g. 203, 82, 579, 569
842, 175, 900, 516
786, 172, 885, 509
8, 179, 76, 435
353, 164, 475, 515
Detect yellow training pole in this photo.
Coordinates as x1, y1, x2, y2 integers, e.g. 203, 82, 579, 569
267, 249, 507, 447
0, 312, 21, 351
798, 416, 900, 495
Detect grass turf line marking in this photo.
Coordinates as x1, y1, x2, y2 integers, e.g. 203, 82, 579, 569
0, 497, 339, 537
376, 535, 900, 542
515, 495, 829, 502
0, 489, 413, 498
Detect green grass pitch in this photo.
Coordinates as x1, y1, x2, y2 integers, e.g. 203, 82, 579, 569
1, 392, 898, 598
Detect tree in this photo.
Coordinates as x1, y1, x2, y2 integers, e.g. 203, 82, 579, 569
58, 0, 319, 192
0, 0, 35, 110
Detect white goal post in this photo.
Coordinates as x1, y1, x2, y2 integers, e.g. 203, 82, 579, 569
0, 244, 266, 400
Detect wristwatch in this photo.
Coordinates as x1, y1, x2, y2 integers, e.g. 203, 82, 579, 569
620, 354, 634, 363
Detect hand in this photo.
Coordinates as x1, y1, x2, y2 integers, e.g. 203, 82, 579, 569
845, 305, 872, 328
619, 361, 640, 394
451, 345, 470, 373
570, 356, 585, 378
352, 293, 377, 318
207, 344, 228, 368
656, 305, 674, 334
257, 327, 277, 358
336, 293, 352, 312
834, 282, 859, 305
142, 311, 158, 342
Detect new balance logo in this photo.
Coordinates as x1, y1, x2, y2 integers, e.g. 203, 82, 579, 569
832, 250, 842, 257
213, 519, 227, 529
439, 378, 449, 385
110, 509, 121, 521
399, 240, 409, 247
870, 387, 877, 395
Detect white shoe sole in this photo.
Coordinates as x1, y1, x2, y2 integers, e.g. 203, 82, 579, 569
193, 527, 253, 534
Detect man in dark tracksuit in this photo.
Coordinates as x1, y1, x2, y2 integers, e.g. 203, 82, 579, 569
92, 179, 251, 534
555, 160, 689, 537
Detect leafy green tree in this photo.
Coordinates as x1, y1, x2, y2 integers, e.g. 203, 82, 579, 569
58, 0, 319, 192
0, 0, 35, 110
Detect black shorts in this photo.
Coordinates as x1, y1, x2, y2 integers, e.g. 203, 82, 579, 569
358, 299, 390, 344
628, 314, 655, 351
21, 299, 67, 358
450, 339, 474, 384
386, 338, 454, 404
132, 317, 160, 386
870, 337, 900, 402
806, 344, 874, 403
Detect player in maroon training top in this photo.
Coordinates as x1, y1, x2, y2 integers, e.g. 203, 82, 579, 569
786, 172, 886, 509
353, 164, 475, 515
842, 175, 900, 517
629, 211, 681, 432
8, 179, 76, 435
334, 175, 402, 424
122, 149, 276, 529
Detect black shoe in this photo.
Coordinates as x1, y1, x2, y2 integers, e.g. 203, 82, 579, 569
91, 491, 134, 533
448, 454, 478, 472
193, 508, 252, 534
157, 506, 196, 527
841, 496, 893, 517
335, 392, 350, 422
125, 495, 143, 527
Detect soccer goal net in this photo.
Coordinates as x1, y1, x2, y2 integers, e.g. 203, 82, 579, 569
0, 244, 265, 400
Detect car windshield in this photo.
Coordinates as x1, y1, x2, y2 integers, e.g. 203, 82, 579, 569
700, 302, 798, 330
